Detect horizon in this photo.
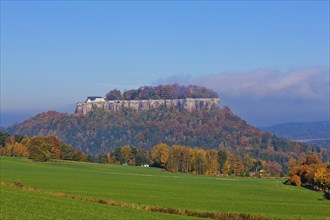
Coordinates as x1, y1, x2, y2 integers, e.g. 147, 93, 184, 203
1, 1, 329, 127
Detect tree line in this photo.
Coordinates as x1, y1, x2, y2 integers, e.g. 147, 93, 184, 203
0, 132, 87, 162
105, 84, 219, 100
0, 131, 282, 177
3, 131, 329, 182
87, 143, 284, 177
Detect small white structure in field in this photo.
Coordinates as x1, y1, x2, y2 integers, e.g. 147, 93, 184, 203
86, 96, 105, 103
141, 164, 149, 167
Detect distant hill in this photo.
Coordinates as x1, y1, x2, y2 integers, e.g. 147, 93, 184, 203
260, 120, 330, 148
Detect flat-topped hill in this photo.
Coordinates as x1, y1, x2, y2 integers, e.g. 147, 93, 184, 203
7, 84, 329, 172
76, 98, 220, 115
76, 84, 220, 114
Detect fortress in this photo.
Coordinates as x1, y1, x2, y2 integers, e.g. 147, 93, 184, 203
75, 97, 220, 115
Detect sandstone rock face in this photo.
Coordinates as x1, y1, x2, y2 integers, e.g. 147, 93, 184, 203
75, 98, 220, 115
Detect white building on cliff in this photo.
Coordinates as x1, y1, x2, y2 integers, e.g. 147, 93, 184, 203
86, 96, 106, 103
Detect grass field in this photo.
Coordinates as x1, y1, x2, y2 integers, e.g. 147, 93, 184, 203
0, 157, 329, 219
0, 186, 202, 220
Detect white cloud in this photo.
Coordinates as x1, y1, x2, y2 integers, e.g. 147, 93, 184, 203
195, 67, 329, 100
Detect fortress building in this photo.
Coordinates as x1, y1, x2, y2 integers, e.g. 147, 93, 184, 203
75, 97, 220, 115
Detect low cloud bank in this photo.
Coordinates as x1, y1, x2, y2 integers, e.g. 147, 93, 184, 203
158, 67, 329, 126
161, 67, 329, 100
199, 67, 329, 100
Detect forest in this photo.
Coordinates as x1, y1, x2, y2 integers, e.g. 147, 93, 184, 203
105, 84, 219, 100
8, 106, 329, 174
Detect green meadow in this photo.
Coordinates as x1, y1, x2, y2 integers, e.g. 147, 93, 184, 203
0, 157, 328, 220
1, 186, 202, 220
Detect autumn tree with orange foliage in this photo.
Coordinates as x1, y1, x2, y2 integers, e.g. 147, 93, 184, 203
191, 148, 207, 175
206, 149, 218, 176
166, 145, 183, 173
150, 143, 170, 168
289, 154, 330, 196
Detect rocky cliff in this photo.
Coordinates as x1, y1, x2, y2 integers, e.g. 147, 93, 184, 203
75, 98, 220, 115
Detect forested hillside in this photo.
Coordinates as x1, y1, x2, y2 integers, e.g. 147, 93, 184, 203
8, 107, 329, 173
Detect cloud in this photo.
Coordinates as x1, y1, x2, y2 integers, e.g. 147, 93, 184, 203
195, 67, 329, 100
158, 67, 329, 126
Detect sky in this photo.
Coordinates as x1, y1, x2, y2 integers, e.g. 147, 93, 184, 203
1, 1, 329, 127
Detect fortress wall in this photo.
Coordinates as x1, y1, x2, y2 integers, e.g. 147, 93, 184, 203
75, 98, 220, 114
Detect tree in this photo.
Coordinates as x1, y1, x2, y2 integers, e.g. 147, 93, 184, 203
135, 149, 148, 166
192, 148, 207, 175
166, 145, 182, 172
303, 154, 321, 165
106, 89, 122, 100
121, 146, 135, 165
243, 156, 255, 176
233, 157, 245, 176
150, 143, 170, 168
206, 150, 218, 176
107, 84, 218, 100
181, 147, 193, 173
324, 172, 330, 194
287, 157, 297, 171
289, 154, 330, 196
218, 150, 227, 174
0, 131, 9, 147
314, 167, 327, 192
26, 137, 53, 162
291, 175, 301, 186
223, 152, 234, 175
100, 152, 112, 164
13, 142, 29, 157
266, 161, 282, 177
61, 144, 74, 160
123, 89, 139, 100
47, 136, 63, 159
73, 149, 87, 161
113, 147, 124, 164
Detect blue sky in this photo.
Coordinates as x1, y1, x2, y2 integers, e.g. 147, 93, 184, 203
1, 1, 329, 126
